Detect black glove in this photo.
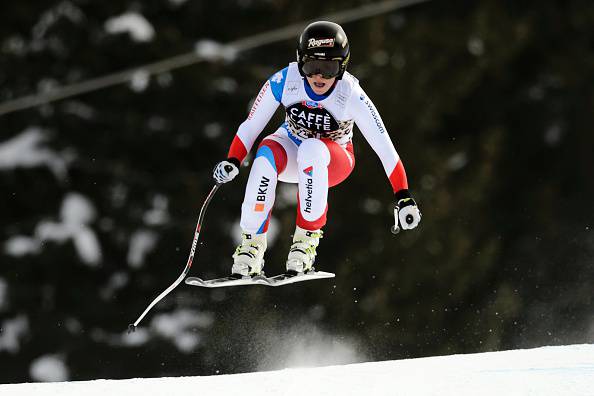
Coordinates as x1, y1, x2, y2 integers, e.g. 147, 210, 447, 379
392, 189, 421, 233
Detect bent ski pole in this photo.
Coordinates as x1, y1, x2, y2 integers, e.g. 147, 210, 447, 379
128, 183, 221, 333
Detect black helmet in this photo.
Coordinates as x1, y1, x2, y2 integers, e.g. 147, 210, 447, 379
297, 21, 350, 80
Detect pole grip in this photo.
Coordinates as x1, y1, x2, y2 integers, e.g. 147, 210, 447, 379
391, 206, 400, 234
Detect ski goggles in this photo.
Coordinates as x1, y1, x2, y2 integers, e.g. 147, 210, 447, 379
301, 59, 341, 79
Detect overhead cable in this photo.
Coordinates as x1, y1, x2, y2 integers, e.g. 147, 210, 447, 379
0, 0, 430, 116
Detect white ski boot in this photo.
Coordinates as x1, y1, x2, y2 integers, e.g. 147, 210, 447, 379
231, 232, 267, 277
286, 226, 323, 273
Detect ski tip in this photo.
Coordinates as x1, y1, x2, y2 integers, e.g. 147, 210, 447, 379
306, 270, 336, 278
127, 324, 136, 334
185, 277, 204, 286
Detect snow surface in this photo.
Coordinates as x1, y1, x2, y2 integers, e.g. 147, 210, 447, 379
1, 344, 593, 395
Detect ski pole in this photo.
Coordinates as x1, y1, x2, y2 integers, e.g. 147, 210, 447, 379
128, 183, 221, 333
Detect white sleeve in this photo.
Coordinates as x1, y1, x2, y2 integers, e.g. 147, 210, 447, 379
230, 80, 281, 161
348, 85, 401, 178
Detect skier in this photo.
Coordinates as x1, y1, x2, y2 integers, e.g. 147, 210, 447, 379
212, 21, 421, 277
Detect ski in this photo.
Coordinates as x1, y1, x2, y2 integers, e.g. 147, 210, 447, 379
184, 274, 269, 288
265, 270, 335, 286
185, 270, 335, 288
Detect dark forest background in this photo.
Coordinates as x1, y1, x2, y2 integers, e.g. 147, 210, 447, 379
1, 0, 593, 383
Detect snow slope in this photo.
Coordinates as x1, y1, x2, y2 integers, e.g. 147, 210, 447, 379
1, 344, 593, 396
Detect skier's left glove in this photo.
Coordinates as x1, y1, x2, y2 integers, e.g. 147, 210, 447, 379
213, 158, 240, 184
392, 189, 421, 233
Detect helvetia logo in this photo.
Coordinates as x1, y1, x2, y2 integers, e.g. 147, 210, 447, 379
304, 175, 313, 213
303, 166, 314, 213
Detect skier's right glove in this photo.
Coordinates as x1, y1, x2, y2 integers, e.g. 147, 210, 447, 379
392, 189, 421, 234
213, 159, 240, 184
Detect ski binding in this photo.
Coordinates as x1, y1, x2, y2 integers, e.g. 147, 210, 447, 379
185, 270, 335, 288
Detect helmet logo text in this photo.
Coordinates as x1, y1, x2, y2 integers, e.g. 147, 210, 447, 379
307, 38, 335, 49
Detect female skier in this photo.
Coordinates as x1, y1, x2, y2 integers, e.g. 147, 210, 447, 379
212, 21, 421, 277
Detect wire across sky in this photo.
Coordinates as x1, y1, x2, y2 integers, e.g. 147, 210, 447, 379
0, 0, 430, 117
